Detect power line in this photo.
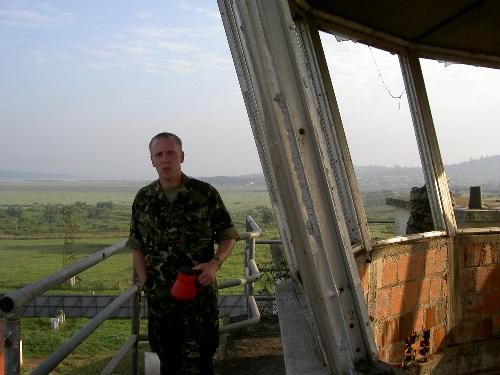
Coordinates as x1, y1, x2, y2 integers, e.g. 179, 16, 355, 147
368, 46, 406, 108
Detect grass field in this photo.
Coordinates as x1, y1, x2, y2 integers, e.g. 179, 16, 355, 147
20, 317, 150, 375
0, 180, 393, 374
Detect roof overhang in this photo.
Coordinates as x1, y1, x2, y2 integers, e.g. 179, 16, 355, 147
290, 0, 500, 69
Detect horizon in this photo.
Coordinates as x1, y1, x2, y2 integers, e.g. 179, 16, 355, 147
1, 154, 498, 181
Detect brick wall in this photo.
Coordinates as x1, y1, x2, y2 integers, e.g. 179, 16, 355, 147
356, 233, 500, 367
454, 234, 500, 343
357, 238, 450, 364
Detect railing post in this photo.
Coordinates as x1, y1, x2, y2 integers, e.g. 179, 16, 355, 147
130, 271, 140, 375
244, 216, 256, 319
4, 315, 21, 375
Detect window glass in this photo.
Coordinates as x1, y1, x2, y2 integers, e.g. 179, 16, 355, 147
320, 33, 432, 239
421, 59, 500, 228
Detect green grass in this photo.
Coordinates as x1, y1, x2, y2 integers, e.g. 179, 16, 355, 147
20, 317, 149, 375
0, 237, 276, 295
0, 181, 397, 374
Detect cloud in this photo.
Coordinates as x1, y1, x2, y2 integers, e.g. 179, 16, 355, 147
0, 8, 53, 27
177, 2, 221, 20
191, 6, 221, 20
157, 42, 199, 53
130, 26, 213, 40
0, 4, 73, 28
136, 10, 154, 20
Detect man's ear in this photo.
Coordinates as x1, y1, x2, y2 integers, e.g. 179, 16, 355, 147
150, 155, 154, 167
181, 151, 185, 163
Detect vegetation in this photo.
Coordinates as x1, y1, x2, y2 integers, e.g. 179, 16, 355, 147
20, 317, 149, 375
0, 180, 397, 374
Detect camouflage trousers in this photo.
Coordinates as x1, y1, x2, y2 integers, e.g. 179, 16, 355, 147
147, 302, 219, 375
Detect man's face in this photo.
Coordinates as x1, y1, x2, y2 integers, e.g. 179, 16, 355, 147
150, 137, 184, 182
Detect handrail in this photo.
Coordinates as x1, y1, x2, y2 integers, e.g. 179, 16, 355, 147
1, 216, 269, 375
0, 240, 127, 314
101, 334, 137, 375
31, 284, 139, 375
238, 215, 262, 240
219, 295, 260, 333
217, 259, 260, 289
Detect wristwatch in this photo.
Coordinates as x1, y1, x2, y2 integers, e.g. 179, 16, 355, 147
212, 254, 223, 269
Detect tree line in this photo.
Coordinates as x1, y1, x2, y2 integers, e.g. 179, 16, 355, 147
0, 202, 130, 236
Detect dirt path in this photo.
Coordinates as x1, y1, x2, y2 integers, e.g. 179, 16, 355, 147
215, 316, 285, 375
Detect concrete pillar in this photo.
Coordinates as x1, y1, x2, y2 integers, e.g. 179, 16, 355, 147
469, 186, 482, 209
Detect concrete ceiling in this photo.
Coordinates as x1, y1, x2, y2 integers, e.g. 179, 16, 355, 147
291, 0, 500, 69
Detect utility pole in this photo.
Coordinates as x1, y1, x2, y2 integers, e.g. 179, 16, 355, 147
63, 204, 77, 287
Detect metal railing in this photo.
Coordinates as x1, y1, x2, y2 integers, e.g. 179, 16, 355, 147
0, 215, 265, 375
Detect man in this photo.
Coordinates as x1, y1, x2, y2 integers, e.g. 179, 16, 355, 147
126, 132, 239, 374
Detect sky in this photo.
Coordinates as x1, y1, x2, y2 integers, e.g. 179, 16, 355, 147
1, 1, 499, 180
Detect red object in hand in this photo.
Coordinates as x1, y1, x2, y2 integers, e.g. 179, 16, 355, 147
170, 269, 200, 301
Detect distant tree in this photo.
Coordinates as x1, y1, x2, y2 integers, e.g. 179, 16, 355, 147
261, 206, 274, 225
6, 206, 22, 219
96, 201, 114, 210
43, 205, 60, 224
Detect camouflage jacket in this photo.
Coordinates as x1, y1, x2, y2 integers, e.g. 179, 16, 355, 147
126, 173, 239, 316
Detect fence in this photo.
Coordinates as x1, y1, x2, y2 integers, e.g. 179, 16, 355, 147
18, 294, 276, 320
0, 216, 269, 375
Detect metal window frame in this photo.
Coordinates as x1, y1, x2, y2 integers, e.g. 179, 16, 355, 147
219, 0, 460, 372
218, 0, 379, 372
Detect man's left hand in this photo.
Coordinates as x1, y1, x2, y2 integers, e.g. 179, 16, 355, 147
192, 260, 219, 286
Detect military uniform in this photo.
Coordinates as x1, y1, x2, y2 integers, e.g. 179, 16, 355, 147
127, 173, 239, 374
406, 185, 434, 234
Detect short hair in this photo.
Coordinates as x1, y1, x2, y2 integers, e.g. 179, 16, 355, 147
149, 132, 183, 153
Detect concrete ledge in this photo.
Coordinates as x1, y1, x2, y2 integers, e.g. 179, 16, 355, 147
144, 351, 160, 375
275, 279, 330, 375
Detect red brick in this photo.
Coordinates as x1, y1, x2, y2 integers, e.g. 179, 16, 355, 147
457, 318, 481, 341
398, 311, 415, 341
494, 316, 500, 333
458, 245, 466, 269
459, 317, 493, 339
398, 252, 426, 282
425, 249, 436, 275
358, 264, 369, 302
382, 342, 405, 365
479, 317, 494, 337
378, 347, 388, 361
390, 343, 405, 365
418, 278, 430, 305
458, 268, 474, 291
464, 243, 483, 267
391, 286, 405, 315
408, 251, 425, 280
398, 254, 410, 282
379, 318, 398, 347
382, 258, 398, 287
423, 304, 446, 328
436, 303, 446, 325
464, 243, 495, 267
376, 288, 391, 318
435, 245, 448, 273
425, 247, 447, 275
430, 277, 443, 301
442, 279, 449, 299
475, 266, 499, 292
404, 281, 419, 311
479, 243, 494, 266
492, 245, 499, 264
414, 308, 424, 331
483, 291, 500, 315
432, 325, 446, 352
462, 293, 483, 317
